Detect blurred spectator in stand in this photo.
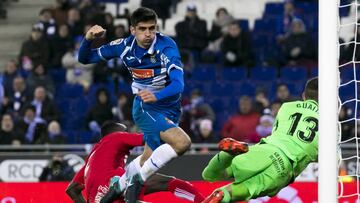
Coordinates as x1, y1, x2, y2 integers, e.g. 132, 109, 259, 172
112, 93, 133, 127
62, 36, 94, 91
17, 105, 46, 144
107, 24, 132, 84
221, 96, 260, 142
35, 8, 57, 39
1, 59, 19, 91
79, 0, 104, 25
39, 154, 74, 181
208, 8, 234, 42
47, 121, 67, 144
339, 38, 347, 64
141, 0, 171, 29
19, 24, 50, 71
182, 89, 215, 135
253, 88, 270, 113
48, 0, 70, 25
26, 63, 55, 97
175, 3, 208, 61
0, 114, 23, 145
193, 119, 218, 143
281, 18, 316, 66
270, 100, 282, 117
86, 88, 113, 136
0, 0, 7, 19
50, 24, 74, 67
339, 105, 354, 141
282, 0, 297, 34
66, 8, 84, 38
345, 22, 360, 62
2, 76, 29, 118
203, 8, 234, 63
103, 13, 115, 40
221, 21, 254, 67
249, 111, 274, 143
27, 86, 60, 122
274, 83, 295, 103
112, 24, 129, 40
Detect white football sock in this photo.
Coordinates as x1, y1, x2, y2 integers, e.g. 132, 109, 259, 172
119, 155, 142, 190
139, 144, 178, 181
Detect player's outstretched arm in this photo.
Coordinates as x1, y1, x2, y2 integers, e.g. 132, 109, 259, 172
66, 182, 86, 203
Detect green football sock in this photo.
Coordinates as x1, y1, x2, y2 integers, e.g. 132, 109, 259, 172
202, 152, 234, 181
229, 182, 251, 201
219, 188, 231, 203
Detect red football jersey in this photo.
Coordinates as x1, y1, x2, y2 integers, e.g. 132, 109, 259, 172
71, 132, 143, 203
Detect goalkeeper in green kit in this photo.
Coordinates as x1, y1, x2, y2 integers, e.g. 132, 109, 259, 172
202, 77, 318, 203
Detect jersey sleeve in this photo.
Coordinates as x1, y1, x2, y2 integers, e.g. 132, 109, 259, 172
98, 38, 127, 61
162, 39, 183, 75
78, 38, 127, 64
109, 132, 144, 149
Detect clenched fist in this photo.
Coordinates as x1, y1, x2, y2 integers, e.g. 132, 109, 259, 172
138, 89, 157, 103
85, 25, 106, 41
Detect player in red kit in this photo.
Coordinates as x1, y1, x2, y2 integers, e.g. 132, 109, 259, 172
66, 121, 204, 203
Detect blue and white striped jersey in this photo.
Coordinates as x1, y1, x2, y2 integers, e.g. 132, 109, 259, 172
97, 33, 183, 94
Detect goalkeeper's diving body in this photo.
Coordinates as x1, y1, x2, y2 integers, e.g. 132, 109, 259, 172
202, 77, 318, 203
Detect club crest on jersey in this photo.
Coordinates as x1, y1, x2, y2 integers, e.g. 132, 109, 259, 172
150, 54, 157, 63
164, 117, 174, 125
110, 38, 124, 45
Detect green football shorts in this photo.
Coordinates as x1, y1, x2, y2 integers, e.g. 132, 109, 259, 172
230, 143, 294, 200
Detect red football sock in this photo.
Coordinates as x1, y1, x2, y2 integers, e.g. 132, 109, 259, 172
168, 178, 205, 203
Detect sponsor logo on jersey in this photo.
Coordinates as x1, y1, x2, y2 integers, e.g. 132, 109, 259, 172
109, 38, 124, 45
131, 68, 154, 79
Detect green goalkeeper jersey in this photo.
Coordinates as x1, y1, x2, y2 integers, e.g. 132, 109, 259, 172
262, 99, 318, 177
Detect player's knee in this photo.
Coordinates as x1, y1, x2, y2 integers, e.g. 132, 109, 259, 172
173, 137, 191, 155
202, 168, 216, 182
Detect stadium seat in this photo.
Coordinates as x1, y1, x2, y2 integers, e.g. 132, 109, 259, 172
56, 99, 72, 113
250, 66, 278, 81
236, 81, 256, 96
339, 81, 355, 103
339, 64, 355, 84
221, 67, 247, 81
64, 130, 78, 144
310, 68, 318, 77
49, 68, 66, 86
280, 67, 307, 82
264, 3, 284, 16
56, 83, 84, 99
294, 2, 318, 15
78, 131, 94, 144
208, 97, 225, 112
237, 19, 249, 32
210, 82, 235, 97
190, 65, 217, 81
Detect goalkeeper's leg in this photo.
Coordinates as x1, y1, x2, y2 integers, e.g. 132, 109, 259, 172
202, 151, 235, 181
202, 138, 249, 181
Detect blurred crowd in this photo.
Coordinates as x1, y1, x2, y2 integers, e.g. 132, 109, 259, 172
0, 0, 354, 151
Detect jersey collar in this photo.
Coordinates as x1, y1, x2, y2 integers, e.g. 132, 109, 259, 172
306, 99, 318, 106
129, 34, 157, 57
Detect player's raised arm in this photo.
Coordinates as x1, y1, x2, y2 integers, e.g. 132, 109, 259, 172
78, 25, 125, 64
